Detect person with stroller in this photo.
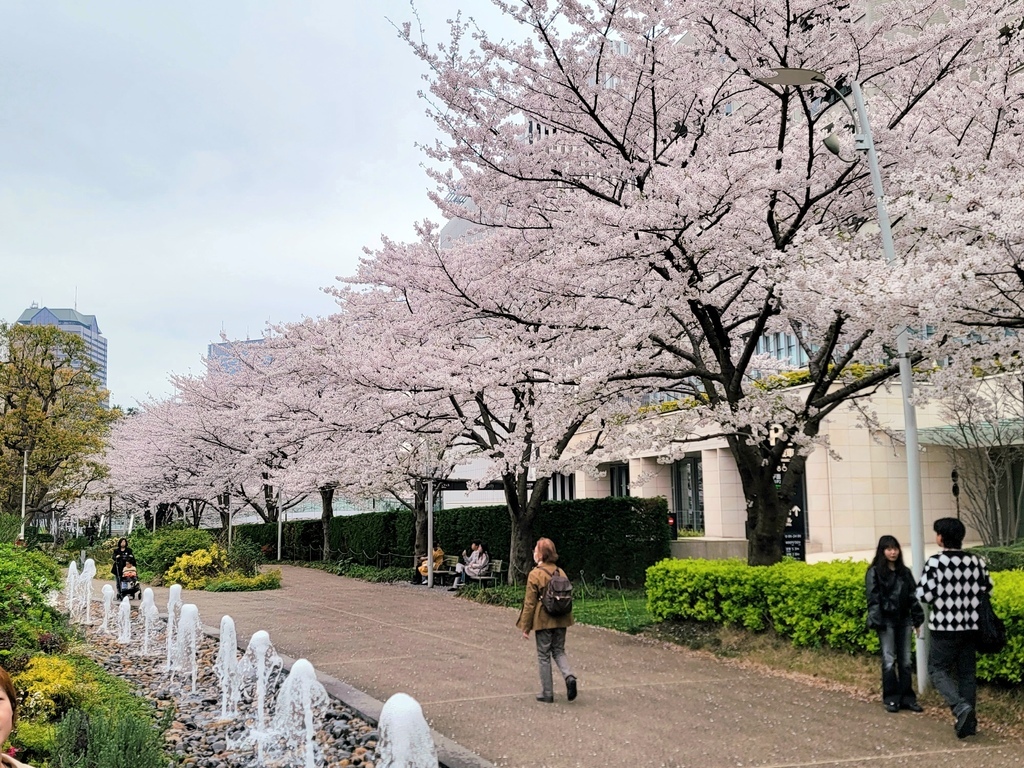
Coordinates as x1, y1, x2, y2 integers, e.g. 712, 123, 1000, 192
111, 538, 137, 598
449, 540, 490, 590
865, 535, 924, 713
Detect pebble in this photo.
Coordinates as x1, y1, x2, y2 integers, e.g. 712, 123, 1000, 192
84, 622, 379, 767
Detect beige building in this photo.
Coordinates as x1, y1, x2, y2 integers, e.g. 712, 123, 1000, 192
567, 384, 970, 558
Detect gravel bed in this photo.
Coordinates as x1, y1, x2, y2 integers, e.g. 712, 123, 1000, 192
85, 620, 380, 768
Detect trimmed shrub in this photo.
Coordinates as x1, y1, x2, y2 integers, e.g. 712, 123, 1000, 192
226, 536, 264, 576
164, 545, 229, 590
646, 558, 1024, 684
968, 545, 1024, 572
205, 570, 283, 592
129, 525, 214, 578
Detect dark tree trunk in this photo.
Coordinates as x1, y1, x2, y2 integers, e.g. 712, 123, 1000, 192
413, 480, 429, 561
319, 484, 335, 561
504, 472, 550, 584
728, 430, 811, 566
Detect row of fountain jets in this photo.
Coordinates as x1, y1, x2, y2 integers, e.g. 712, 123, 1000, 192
62, 559, 439, 768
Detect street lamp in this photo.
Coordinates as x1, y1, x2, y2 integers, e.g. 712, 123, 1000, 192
18, 449, 29, 541
761, 68, 927, 690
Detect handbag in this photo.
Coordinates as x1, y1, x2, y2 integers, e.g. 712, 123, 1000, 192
976, 592, 1007, 655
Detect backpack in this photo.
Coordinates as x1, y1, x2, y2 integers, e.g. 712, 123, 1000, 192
540, 566, 573, 616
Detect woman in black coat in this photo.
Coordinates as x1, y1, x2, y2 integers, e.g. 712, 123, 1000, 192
111, 537, 135, 584
865, 535, 925, 713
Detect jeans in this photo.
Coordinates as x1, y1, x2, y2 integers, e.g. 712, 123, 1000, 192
929, 631, 977, 712
535, 628, 574, 698
877, 620, 917, 706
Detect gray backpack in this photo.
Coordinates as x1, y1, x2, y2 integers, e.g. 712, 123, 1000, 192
540, 566, 573, 616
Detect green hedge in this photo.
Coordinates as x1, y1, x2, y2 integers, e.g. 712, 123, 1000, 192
967, 544, 1024, 572
646, 558, 1024, 684
232, 496, 670, 585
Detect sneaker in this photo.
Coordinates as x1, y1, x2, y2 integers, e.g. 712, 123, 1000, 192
885, 701, 900, 713
954, 703, 975, 738
535, 694, 554, 703
566, 675, 578, 702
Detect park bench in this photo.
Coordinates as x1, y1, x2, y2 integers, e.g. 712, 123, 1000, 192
466, 559, 504, 588
433, 555, 460, 585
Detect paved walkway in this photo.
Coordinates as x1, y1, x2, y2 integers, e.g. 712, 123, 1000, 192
146, 566, 1017, 768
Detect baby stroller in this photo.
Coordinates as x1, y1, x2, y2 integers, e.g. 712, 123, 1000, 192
118, 561, 140, 600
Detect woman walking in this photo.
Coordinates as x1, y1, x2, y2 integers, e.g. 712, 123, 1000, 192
865, 535, 925, 713
516, 538, 577, 703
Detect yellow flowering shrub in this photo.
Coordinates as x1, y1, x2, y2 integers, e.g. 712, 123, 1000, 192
164, 544, 229, 590
14, 656, 95, 721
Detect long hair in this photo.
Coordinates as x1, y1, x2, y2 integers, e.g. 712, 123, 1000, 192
116, 537, 128, 550
0, 665, 17, 729
871, 535, 906, 575
535, 537, 558, 564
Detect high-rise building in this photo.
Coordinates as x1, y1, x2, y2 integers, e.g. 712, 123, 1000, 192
17, 304, 108, 389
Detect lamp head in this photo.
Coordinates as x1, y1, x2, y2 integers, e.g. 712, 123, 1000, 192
823, 134, 843, 156
760, 68, 826, 86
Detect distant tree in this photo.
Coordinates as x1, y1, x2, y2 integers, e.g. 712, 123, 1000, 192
0, 322, 117, 531
932, 372, 1024, 546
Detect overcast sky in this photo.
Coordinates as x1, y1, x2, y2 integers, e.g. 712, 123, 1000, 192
0, 1, 516, 408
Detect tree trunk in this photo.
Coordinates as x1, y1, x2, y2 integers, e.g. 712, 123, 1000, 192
504, 473, 550, 584
412, 480, 428, 561
728, 432, 810, 566
319, 485, 335, 561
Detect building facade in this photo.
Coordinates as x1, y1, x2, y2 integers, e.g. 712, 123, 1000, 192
17, 304, 108, 389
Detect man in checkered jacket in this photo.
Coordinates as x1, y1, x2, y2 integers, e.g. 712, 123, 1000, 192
916, 517, 993, 739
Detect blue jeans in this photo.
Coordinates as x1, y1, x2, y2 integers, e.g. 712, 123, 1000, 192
878, 620, 917, 706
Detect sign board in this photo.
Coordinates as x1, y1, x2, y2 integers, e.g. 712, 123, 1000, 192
770, 424, 808, 562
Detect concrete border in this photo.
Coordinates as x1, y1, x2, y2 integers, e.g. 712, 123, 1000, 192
198, 621, 495, 768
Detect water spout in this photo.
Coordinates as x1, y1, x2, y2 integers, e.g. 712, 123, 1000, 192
377, 693, 439, 768
100, 584, 115, 633
140, 588, 159, 655
117, 596, 132, 644
165, 584, 182, 671
78, 559, 96, 624
64, 561, 79, 616
268, 658, 329, 768
171, 603, 201, 693
214, 615, 241, 719
239, 630, 282, 734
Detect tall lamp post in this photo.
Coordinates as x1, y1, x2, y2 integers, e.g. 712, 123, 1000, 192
18, 449, 29, 541
761, 68, 927, 691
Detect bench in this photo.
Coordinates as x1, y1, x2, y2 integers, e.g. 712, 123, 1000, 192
433, 555, 460, 586
467, 559, 504, 588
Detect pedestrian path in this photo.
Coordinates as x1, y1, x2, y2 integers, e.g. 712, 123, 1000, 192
150, 565, 1016, 768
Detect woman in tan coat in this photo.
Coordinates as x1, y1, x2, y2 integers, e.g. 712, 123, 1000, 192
516, 538, 577, 703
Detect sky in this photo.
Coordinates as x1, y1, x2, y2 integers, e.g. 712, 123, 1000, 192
0, 0, 517, 408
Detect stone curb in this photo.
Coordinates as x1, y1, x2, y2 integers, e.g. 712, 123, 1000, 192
197, 620, 495, 768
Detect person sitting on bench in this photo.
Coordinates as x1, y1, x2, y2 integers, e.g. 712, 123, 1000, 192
450, 540, 490, 590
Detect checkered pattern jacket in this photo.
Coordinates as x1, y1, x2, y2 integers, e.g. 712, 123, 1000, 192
916, 550, 993, 632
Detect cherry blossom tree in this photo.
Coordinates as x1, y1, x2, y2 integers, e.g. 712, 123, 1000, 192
392, 0, 1022, 564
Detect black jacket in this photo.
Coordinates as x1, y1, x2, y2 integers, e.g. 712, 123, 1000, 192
865, 565, 924, 630
112, 547, 136, 579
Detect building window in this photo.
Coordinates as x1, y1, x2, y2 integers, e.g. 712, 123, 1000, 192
672, 457, 704, 532
548, 472, 576, 501
608, 464, 630, 497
